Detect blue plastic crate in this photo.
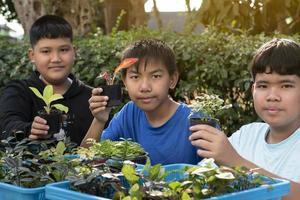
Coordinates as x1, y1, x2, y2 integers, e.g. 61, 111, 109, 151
45, 181, 110, 200
206, 178, 290, 200
0, 182, 45, 200
137, 164, 290, 200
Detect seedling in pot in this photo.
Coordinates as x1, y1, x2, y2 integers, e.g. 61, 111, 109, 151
29, 85, 69, 137
97, 58, 138, 107
189, 93, 231, 129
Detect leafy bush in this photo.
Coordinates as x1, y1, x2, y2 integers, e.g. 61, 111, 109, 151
1, 29, 297, 135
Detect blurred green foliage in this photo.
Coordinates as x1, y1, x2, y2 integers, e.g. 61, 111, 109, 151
196, 0, 300, 35
0, 28, 297, 135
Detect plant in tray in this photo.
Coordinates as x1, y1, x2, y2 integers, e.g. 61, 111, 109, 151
66, 163, 126, 199
97, 58, 138, 107
76, 138, 148, 170
29, 85, 69, 137
0, 136, 78, 188
120, 158, 272, 199
189, 93, 231, 129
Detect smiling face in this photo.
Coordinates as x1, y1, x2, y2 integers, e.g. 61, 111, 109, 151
28, 38, 75, 86
252, 72, 300, 134
122, 59, 178, 113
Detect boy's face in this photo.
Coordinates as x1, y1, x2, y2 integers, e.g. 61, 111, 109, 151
28, 38, 75, 85
122, 59, 178, 113
252, 72, 300, 132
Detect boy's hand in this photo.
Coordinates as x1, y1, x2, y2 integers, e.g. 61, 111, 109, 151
189, 124, 242, 167
89, 88, 111, 123
29, 116, 49, 139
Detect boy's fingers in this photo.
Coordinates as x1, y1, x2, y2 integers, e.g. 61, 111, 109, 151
189, 130, 215, 143
32, 120, 49, 130
31, 127, 48, 135
196, 149, 214, 158
89, 96, 109, 105
191, 138, 212, 150
34, 116, 47, 124
92, 87, 103, 95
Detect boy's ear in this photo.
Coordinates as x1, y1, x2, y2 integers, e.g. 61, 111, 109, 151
169, 71, 179, 89
28, 48, 35, 62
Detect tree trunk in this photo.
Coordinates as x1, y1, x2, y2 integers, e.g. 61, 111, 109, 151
11, 0, 98, 36
128, 0, 148, 27
12, 0, 147, 36
12, 0, 46, 35
104, 0, 148, 33
152, 0, 162, 29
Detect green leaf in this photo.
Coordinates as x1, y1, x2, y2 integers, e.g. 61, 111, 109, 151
182, 192, 191, 200
56, 141, 66, 155
29, 87, 43, 100
122, 165, 139, 183
169, 181, 181, 190
52, 104, 69, 113
149, 164, 162, 180
43, 85, 53, 105
49, 94, 63, 103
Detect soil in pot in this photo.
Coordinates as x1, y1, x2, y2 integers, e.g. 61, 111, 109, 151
101, 85, 122, 107
38, 110, 62, 137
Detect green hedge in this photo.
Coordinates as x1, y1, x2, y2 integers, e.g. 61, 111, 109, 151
0, 28, 297, 135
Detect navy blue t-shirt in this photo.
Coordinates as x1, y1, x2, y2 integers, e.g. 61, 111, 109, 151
101, 101, 202, 165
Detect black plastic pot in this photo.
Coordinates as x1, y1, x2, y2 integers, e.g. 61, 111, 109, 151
38, 110, 62, 137
101, 84, 122, 107
188, 111, 220, 130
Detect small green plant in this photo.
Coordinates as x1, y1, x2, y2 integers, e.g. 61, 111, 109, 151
29, 85, 69, 114
190, 93, 231, 119
76, 138, 147, 162
189, 93, 232, 128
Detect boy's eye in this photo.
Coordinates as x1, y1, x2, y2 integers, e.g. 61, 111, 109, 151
41, 49, 50, 54
282, 84, 294, 88
256, 84, 267, 89
61, 48, 70, 52
152, 74, 162, 79
129, 75, 139, 79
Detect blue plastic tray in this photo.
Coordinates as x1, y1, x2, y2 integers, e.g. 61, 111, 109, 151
138, 163, 290, 200
45, 164, 290, 200
206, 178, 290, 200
45, 181, 110, 200
0, 182, 45, 200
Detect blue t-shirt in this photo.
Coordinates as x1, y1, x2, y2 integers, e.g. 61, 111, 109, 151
101, 101, 202, 165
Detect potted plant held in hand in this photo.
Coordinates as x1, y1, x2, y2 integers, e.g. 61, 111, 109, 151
98, 58, 138, 107
30, 85, 69, 137
189, 93, 231, 129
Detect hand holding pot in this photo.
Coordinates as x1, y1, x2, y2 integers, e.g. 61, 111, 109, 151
29, 116, 50, 139
89, 88, 112, 123
189, 125, 241, 166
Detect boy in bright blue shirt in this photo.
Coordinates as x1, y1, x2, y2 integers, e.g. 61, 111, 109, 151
82, 39, 202, 165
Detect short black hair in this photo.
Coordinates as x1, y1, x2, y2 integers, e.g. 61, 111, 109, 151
251, 38, 300, 80
29, 15, 73, 47
121, 39, 177, 76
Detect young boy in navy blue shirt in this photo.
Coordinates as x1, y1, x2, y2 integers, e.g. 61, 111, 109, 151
82, 39, 202, 165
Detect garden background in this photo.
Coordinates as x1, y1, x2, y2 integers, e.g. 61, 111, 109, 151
1, 0, 300, 135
